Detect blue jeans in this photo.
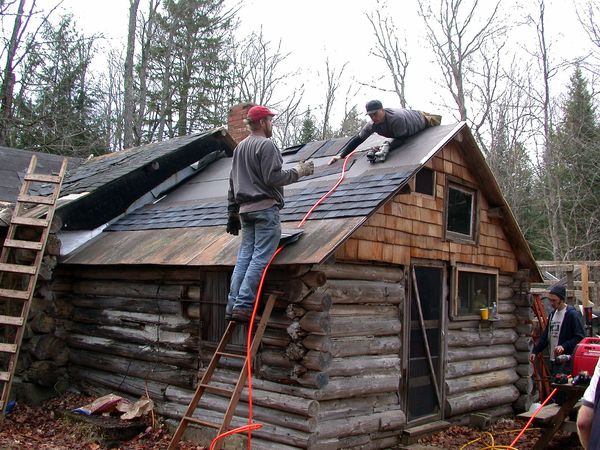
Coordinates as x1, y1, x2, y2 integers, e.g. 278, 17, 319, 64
227, 206, 280, 314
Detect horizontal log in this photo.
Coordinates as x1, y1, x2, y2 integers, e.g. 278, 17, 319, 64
262, 329, 291, 348
300, 271, 327, 288
259, 348, 294, 369
314, 373, 399, 401
447, 344, 515, 363
71, 366, 320, 434
55, 266, 207, 282
302, 351, 332, 371
286, 322, 307, 340
295, 370, 329, 389
513, 394, 532, 413
67, 295, 181, 314
318, 394, 398, 421
66, 334, 197, 368
445, 385, 520, 417
445, 368, 519, 396
71, 307, 191, 329
446, 356, 517, 379
330, 316, 401, 337
516, 364, 531, 377
328, 355, 401, 377
157, 401, 316, 448
325, 279, 405, 304
69, 348, 195, 387
68, 322, 197, 351
72, 280, 184, 300
302, 335, 331, 353
329, 304, 398, 316
285, 342, 307, 361
286, 303, 306, 320
497, 300, 516, 314
515, 336, 531, 352
299, 311, 330, 333
264, 279, 309, 303
447, 329, 518, 347
498, 286, 514, 300
515, 376, 534, 394
316, 409, 406, 439
319, 263, 405, 282
257, 366, 329, 389
329, 336, 401, 358
300, 291, 332, 312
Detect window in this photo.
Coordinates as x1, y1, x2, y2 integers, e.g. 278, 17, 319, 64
415, 167, 435, 196
446, 183, 476, 240
452, 266, 497, 319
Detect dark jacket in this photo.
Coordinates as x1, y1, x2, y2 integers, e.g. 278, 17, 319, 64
532, 304, 585, 356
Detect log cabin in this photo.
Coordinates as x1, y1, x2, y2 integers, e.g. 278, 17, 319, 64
22, 105, 542, 449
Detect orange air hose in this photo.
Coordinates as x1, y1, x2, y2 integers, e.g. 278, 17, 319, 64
209, 150, 358, 449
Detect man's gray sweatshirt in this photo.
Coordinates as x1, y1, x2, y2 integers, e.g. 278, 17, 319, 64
228, 134, 299, 214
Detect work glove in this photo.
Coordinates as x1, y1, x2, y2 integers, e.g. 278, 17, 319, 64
226, 212, 241, 235
295, 160, 314, 178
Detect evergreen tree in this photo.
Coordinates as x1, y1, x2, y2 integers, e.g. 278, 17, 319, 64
13, 15, 106, 157
336, 105, 364, 137
549, 67, 600, 259
298, 109, 318, 143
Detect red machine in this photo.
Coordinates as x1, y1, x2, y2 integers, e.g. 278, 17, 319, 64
572, 337, 600, 376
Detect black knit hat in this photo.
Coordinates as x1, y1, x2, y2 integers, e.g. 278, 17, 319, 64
366, 100, 383, 114
549, 284, 566, 300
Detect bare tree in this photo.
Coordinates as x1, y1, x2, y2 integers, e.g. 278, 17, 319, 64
417, 0, 506, 121
321, 58, 347, 140
122, 0, 140, 149
364, 0, 409, 107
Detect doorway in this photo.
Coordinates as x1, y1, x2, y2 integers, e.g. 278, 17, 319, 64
406, 262, 445, 422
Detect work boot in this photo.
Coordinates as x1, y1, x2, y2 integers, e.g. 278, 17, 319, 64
232, 308, 253, 323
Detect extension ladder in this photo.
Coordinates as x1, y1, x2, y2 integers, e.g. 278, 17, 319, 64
168, 292, 279, 450
0, 155, 67, 413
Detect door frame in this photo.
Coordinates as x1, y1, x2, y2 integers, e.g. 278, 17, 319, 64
403, 259, 448, 425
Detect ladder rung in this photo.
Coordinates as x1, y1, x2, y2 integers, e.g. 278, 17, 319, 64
11, 217, 49, 227
3, 238, 43, 251
0, 315, 24, 326
0, 288, 30, 300
18, 194, 55, 205
0, 263, 37, 275
183, 417, 223, 429
0, 344, 17, 354
216, 351, 247, 360
24, 173, 62, 183
199, 384, 234, 396
0, 372, 10, 382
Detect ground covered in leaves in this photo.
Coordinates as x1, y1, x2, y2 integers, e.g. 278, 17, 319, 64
0, 393, 586, 449
0, 392, 205, 449
417, 417, 584, 449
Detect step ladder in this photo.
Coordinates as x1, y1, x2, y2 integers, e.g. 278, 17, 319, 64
168, 292, 279, 450
0, 155, 67, 413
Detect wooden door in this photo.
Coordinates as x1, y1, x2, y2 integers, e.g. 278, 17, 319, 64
406, 263, 445, 422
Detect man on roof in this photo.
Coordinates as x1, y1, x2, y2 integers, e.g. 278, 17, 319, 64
328, 100, 441, 164
226, 105, 314, 323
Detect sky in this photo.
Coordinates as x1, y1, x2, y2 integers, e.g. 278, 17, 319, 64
39, 0, 594, 126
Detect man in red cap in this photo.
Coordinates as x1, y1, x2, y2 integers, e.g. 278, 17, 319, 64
329, 100, 441, 164
226, 105, 313, 322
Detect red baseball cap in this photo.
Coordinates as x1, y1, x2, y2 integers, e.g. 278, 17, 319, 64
247, 105, 277, 122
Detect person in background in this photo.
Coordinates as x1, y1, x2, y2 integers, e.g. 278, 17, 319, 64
226, 105, 313, 323
529, 283, 585, 401
328, 99, 441, 164
577, 357, 600, 449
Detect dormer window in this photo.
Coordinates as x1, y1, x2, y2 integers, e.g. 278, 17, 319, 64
445, 182, 477, 242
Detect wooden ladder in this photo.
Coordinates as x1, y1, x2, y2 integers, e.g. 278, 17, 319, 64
168, 292, 279, 450
531, 293, 552, 400
0, 155, 67, 413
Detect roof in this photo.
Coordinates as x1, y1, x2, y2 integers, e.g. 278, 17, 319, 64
0, 146, 81, 203
53, 128, 236, 230
62, 122, 539, 281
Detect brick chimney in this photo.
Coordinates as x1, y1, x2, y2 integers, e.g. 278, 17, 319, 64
228, 103, 254, 144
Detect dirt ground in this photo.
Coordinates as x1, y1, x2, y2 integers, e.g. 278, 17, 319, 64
0, 392, 586, 449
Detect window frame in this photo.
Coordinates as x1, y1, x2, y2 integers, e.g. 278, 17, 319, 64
450, 264, 498, 320
444, 179, 479, 243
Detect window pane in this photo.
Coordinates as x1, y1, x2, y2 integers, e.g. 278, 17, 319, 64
457, 271, 496, 316
415, 167, 435, 196
447, 187, 473, 236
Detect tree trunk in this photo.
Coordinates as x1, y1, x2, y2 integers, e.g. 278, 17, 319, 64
123, 0, 140, 149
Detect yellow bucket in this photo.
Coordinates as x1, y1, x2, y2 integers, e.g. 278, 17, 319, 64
480, 308, 489, 320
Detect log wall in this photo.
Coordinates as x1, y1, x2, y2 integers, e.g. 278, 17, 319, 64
334, 141, 519, 274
